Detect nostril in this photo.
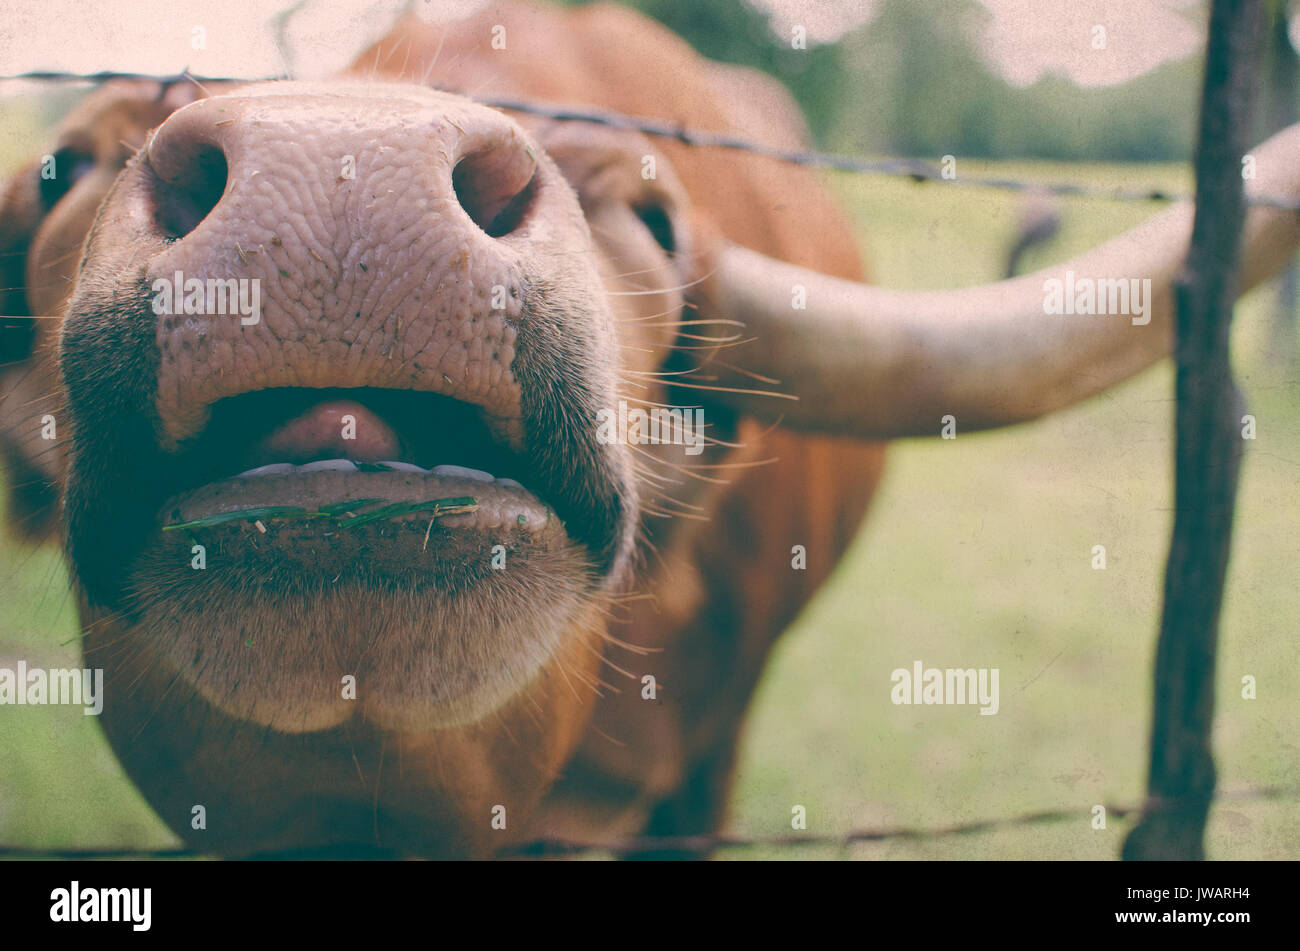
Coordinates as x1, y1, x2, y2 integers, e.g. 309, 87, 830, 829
149, 143, 228, 240
452, 147, 537, 238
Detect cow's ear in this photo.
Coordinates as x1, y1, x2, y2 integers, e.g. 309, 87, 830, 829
0, 158, 44, 322
0, 158, 61, 540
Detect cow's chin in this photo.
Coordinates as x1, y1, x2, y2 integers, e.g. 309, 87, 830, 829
112, 467, 600, 733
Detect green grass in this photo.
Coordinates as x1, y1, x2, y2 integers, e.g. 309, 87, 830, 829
1, 158, 1296, 859
0, 540, 175, 853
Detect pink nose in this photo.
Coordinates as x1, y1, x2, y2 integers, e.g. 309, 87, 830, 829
144, 86, 539, 244
93, 81, 598, 445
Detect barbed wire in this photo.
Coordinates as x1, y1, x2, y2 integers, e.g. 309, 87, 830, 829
2, 783, 1295, 860
5, 69, 1300, 211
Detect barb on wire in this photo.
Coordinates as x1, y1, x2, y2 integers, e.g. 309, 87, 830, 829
2, 783, 1295, 860
5, 69, 1300, 211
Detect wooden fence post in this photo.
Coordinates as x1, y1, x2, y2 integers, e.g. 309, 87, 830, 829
1122, 0, 1264, 860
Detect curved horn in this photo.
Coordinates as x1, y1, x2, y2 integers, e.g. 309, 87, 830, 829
700, 122, 1300, 438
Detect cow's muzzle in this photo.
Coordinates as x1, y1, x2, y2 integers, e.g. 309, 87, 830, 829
58, 81, 635, 733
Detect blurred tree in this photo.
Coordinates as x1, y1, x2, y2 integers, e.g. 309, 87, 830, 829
583, 0, 1204, 161
835, 0, 1200, 161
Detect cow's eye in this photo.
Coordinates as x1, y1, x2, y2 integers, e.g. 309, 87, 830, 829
38, 147, 95, 208
634, 202, 676, 256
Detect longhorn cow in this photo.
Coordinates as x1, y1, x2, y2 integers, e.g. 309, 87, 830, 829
1, 2, 1298, 858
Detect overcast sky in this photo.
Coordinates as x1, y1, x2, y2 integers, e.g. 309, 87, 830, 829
0, 0, 1216, 94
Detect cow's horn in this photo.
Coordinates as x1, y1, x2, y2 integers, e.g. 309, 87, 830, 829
701, 122, 1300, 438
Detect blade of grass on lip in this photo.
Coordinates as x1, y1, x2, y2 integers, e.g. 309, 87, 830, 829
317, 498, 385, 516
411, 496, 478, 513
337, 497, 479, 529
163, 505, 313, 531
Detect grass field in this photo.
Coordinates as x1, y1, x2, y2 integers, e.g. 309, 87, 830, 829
1, 132, 1296, 859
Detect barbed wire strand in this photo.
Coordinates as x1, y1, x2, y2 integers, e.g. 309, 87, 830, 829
1, 783, 1294, 860
4, 69, 1300, 211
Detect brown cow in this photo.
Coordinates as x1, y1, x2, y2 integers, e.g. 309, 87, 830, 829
2, 2, 1299, 858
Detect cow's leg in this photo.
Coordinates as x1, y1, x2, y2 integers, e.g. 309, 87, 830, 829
633, 718, 748, 860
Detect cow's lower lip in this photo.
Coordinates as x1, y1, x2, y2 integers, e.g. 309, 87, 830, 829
160, 463, 561, 539
128, 459, 593, 734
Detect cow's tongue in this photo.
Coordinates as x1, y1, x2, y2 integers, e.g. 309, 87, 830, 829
257, 399, 401, 463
